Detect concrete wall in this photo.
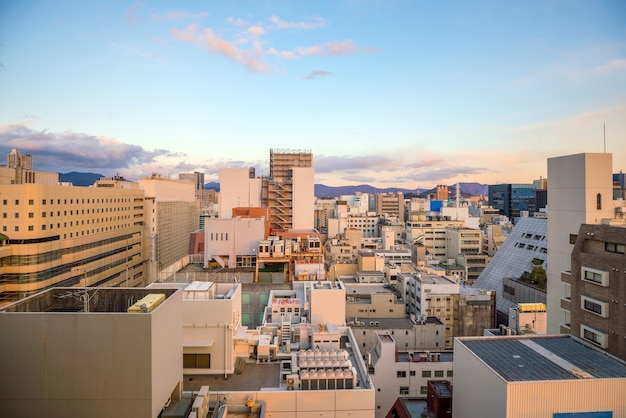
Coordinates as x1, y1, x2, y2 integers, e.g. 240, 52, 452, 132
546, 153, 614, 334
292, 167, 314, 230
218, 168, 263, 220
0, 290, 183, 418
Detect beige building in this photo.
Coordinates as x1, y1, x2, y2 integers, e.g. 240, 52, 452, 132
453, 334, 626, 418
369, 331, 454, 418
0, 177, 147, 306
546, 153, 615, 334
0, 287, 183, 418
351, 316, 445, 354
376, 192, 404, 223
138, 175, 199, 282
405, 217, 465, 262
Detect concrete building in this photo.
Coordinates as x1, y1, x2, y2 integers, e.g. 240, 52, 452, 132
546, 153, 615, 334
218, 168, 263, 219
508, 302, 547, 335
561, 223, 626, 360
376, 192, 404, 223
405, 217, 465, 262
138, 175, 199, 282
203, 216, 266, 269
263, 149, 314, 232
151, 281, 242, 376
445, 227, 488, 283
453, 334, 626, 418
0, 177, 147, 306
400, 269, 495, 347
344, 282, 406, 321
369, 331, 453, 417
0, 148, 58, 185
350, 316, 446, 354
0, 287, 183, 418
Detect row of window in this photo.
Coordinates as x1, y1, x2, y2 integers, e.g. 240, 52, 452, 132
0, 234, 135, 267
3, 222, 134, 235
396, 370, 452, 378
2, 198, 132, 206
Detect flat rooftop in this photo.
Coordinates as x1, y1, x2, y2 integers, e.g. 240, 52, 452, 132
458, 335, 626, 382
1, 287, 178, 313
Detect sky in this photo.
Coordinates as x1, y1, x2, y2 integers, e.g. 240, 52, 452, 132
1, 1, 625, 189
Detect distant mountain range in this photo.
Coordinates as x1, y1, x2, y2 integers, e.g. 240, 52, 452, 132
59, 172, 105, 186
58, 173, 487, 197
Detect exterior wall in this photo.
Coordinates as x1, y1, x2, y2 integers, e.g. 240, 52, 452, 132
0, 289, 183, 418
567, 224, 626, 360
292, 167, 314, 230
547, 153, 614, 334
204, 218, 265, 268
370, 334, 453, 418
217, 388, 375, 418
0, 182, 146, 305
345, 292, 406, 320
351, 322, 445, 354
310, 282, 346, 325
452, 338, 507, 418
507, 380, 626, 418
155, 200, 199, 272
218, 168, 263, 220
376, 193, 404, 223
138, 177, 195, 202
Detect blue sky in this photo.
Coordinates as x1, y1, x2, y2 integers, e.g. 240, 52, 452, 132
1, 1, 625, 188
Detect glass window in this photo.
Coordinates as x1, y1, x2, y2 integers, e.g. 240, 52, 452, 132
422, 370, 431, 377
435, 370, 444, 377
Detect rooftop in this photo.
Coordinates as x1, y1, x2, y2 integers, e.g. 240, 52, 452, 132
1, 287, 178, 313
458, 334, 626, 382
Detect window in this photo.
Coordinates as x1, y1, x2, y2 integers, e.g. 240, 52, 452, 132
410, 371, 416, 376
399, 386, 409, 395
420, 386, 427, 395
28, 226, 34, 231
581, 295, 608, 317
447, 370, 453, 377
434, 370, 444, 377
28, 212, 34, 218
582, 267, 608, 287
605, 242, 625, 254
581, 324, 607, 348
396, 371, 406, 378
422, 370, 431, 378
14, 213, 19, 219
596, 193, 602, 210
183, 353, 211, 368
28, 199, 34, 205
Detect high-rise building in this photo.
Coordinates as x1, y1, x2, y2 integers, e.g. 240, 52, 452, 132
561, 223, 626, 360
263, 149, 314, 232
376, 192, 405, 223
546, 153, 615, 334
138, 175, 199, 282
488, 183, 536, 221
0, 176, 147, 306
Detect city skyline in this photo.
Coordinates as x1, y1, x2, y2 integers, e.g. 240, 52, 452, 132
1, 0, 625, 187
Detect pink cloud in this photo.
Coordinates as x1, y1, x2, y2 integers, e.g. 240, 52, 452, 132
246, 26, 265, 36
269, 15, 328, 30
295, 40, 378, 57
171, 24, 269, 73
267, 48, 297, 59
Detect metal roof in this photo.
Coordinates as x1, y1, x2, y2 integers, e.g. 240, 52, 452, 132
460, 335, 626, 382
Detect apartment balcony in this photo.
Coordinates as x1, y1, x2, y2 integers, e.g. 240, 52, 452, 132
561, 270, 572, 285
